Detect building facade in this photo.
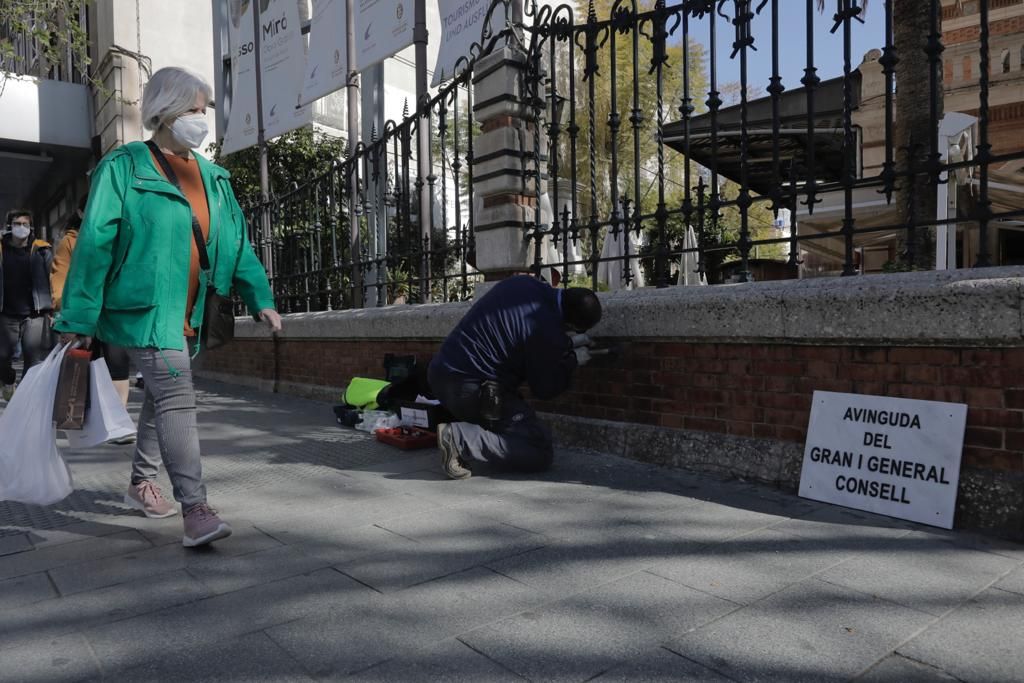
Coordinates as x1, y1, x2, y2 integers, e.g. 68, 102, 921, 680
0, 0, 217, 242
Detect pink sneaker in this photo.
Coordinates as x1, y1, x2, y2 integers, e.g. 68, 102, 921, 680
182, 503, 232, 547
124, 480, 178, 519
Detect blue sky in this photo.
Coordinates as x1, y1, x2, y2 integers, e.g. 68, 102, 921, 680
692, 2, 886, 96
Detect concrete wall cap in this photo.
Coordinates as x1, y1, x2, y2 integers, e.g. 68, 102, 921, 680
238, 267, 1024, 344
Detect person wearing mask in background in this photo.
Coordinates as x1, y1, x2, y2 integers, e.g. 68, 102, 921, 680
0, 209, 56, 401
54, 66, 282, 547
429, 275, 602, 479
51, 195, 136, 445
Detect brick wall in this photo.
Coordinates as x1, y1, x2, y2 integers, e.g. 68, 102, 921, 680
533, 343, 1024, 476
200, 338, 1024, 477
944, 15, 1024, 46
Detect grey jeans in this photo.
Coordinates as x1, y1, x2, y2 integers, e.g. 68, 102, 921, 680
129, 343, 206, 508
0, 314, 55, 385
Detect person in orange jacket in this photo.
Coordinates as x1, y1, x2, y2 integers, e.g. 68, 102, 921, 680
51, 196, 136, 444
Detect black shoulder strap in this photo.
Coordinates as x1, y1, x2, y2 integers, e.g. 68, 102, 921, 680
145, 140, 211, 272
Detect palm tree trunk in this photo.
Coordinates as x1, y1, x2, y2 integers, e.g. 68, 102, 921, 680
893, 0, 942, 269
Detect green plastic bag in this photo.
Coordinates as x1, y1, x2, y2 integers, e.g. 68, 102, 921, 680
343, 377, 391, 410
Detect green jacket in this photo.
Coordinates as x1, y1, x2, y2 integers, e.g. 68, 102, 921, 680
53, 141, 275, 351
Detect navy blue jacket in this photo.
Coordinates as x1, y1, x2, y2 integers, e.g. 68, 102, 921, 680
434, 276, 576, 399
0, 236, 54, 314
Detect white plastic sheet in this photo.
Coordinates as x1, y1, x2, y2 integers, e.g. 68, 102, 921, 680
0, 344, 74, 505
65, 359, 136, 449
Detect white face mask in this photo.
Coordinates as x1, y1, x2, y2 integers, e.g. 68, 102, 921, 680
11, 226, 31, 240
169, 113, 208, 149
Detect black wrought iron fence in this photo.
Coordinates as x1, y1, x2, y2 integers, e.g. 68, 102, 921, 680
244, 67, 481, 313
249, 0, 1024, 312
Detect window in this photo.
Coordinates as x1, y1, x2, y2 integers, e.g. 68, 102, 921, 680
1002, 49, 1011, 74
963, 55, 973, 81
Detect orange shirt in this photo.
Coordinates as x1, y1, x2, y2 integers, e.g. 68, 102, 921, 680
150, 151, 211, 336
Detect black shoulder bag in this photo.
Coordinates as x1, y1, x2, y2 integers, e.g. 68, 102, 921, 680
145, 140, 235, 351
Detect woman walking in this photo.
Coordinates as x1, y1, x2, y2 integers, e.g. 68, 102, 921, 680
55, 67, 281, 547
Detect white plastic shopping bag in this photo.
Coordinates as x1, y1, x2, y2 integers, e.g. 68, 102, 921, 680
65, 359, 136, 449
0, 344, 74, 505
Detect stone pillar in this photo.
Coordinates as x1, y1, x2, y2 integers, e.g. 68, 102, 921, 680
471, 44, 547, 282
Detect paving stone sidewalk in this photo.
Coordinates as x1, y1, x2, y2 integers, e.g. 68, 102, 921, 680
1, 380, 1022, 682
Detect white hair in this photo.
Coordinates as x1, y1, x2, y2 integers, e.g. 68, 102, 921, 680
141, 67, 213, 131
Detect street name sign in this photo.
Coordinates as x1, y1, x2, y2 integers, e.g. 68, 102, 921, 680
798, 391, 966, 528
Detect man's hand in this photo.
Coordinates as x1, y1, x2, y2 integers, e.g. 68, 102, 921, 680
259, 308, 283, 332
570, 333, 592, 349
59, 334, 92, 349
573, 345, 592, 366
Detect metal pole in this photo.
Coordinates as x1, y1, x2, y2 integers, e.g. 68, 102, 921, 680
362, 63, 385, 303
414, 0, 431, 298
251, 0, 272, 278
346, 0, 362, 305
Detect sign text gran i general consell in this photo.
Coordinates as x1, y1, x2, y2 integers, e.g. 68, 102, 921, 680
798, 392, 967, 529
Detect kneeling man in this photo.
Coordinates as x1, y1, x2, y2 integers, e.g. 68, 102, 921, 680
429, 275, 601, 479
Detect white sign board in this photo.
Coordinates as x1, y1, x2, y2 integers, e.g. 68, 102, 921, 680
259, 0, 313, 139
222, 0, 312, 155
799, 391, 966, 529
301, 0, 349, 106
356, 0, 414, 71
223, 0, 259, 155
433, 0, 507, 86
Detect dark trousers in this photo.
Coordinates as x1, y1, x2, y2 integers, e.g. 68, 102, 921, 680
91, 341, 131, 381
428, 362, 554, 473
0, 313, 55, 385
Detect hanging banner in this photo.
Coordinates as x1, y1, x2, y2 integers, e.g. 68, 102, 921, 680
432, 0, 507, 86
260, 0, 312, 139
222, 0, 311, 155
356, 0, 414, 71
222, 0, 258, 155
301, 0, 349, 106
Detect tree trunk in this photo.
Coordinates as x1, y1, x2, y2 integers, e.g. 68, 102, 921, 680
893, 0, 942, 269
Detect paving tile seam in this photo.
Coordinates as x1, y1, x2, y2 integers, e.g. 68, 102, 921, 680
368, 522, 426, 545
642, 567, 752, 609
658, 645, 746, 683
95, 618, 314, 681
643, 539, 860, 610
42, 570, 63, 600
250, 625, 322, 681
78, 629, 105, 681
830, 566, 1023, 683
857, 651, 970, 683
54, 552, 217, 599
453, 635, 532, 681
813, 575, 953, 619
0, 533, 158, 582
332, 567, 387, 594
820, 555, 1024, 622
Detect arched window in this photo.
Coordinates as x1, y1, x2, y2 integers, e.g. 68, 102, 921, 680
963, 55, 973, 81
1002, 49, 1011, 74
